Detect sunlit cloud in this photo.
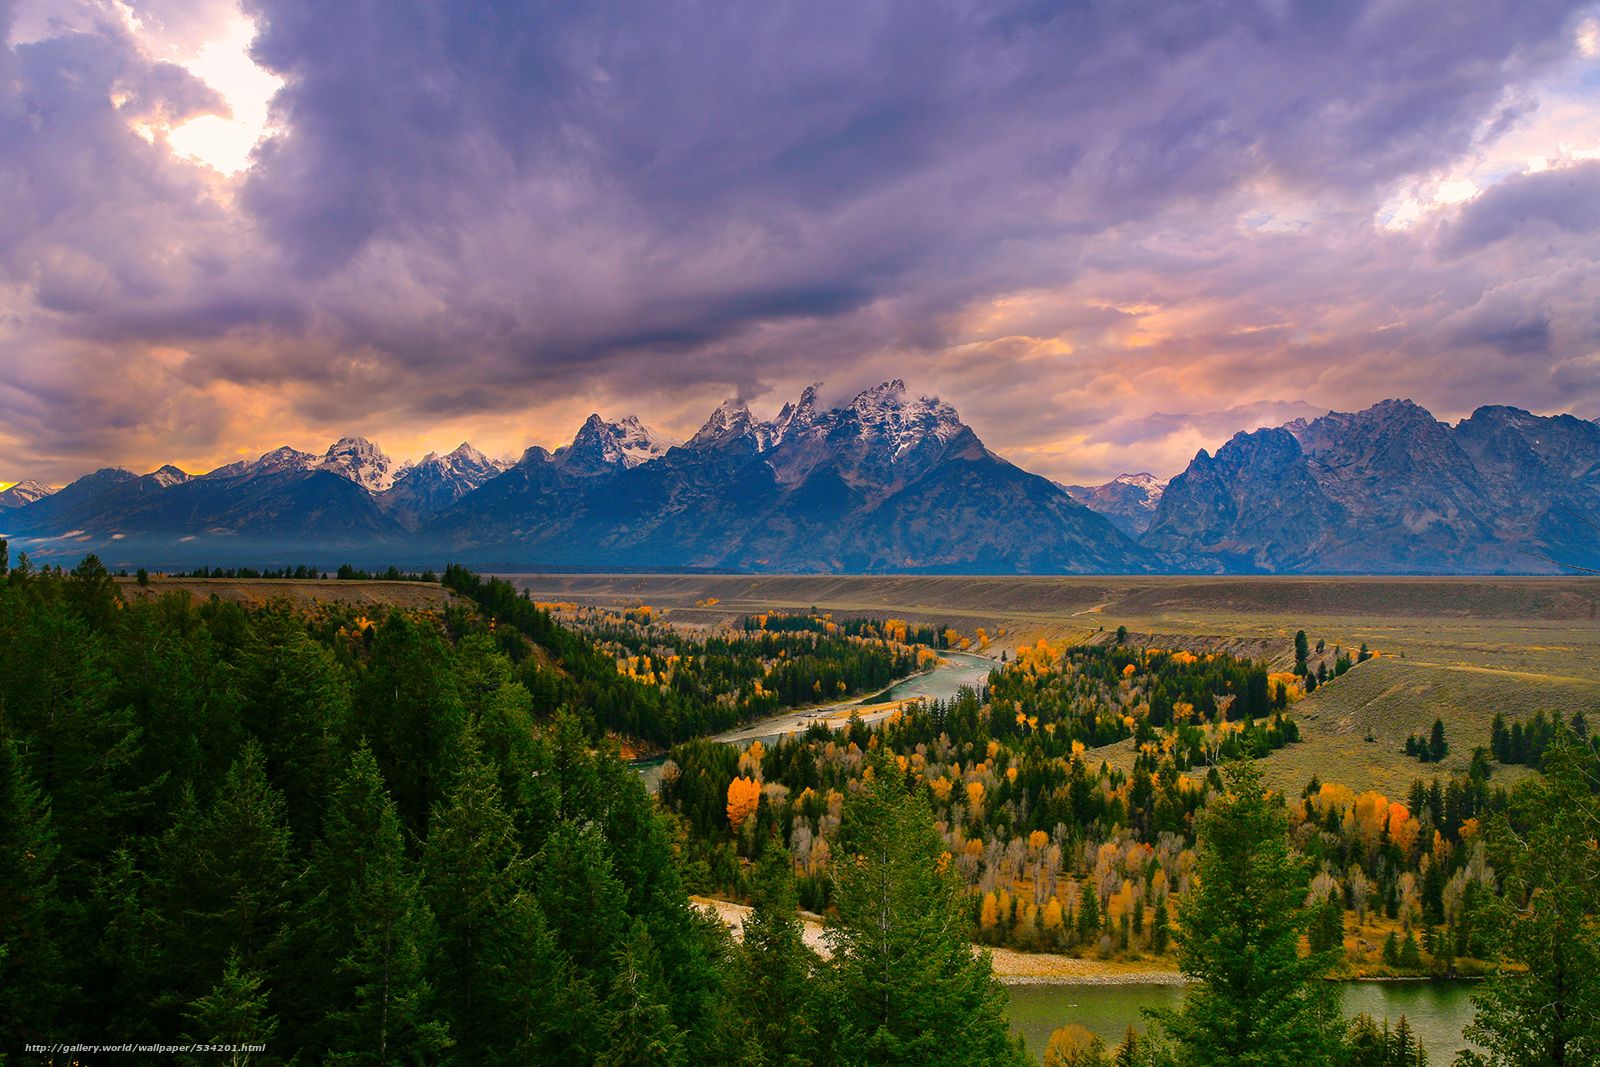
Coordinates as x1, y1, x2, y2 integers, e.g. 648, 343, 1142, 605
3, 0, 1599, 488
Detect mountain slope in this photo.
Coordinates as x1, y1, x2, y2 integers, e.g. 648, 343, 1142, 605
1144, 400, 1600, 573
1063, 473, 1168, 536
378, 443, 508, 530
0, 480, 58, 509
426, 382, 1143, 573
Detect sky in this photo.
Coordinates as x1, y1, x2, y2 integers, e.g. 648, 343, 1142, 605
4, 0, 1600, 489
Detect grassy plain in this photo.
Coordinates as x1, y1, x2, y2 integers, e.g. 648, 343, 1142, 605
115, 576, 461, 611
501, 574, 1600, 794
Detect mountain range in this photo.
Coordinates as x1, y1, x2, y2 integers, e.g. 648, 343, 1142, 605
2, 387, 1596, 574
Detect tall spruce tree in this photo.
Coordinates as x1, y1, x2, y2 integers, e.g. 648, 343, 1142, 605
1459, 729, 1600, 1066
723, 843, 820, 1065
181, 952, 279, 1067
598, 920, 688, 1067
354, 611, 465, 836
306, 746, 450, 1065
424, 730, 567, 1063
825, 760, 1028, 1067
1152, 759, 1342, 1067
0, 717, 63, 1043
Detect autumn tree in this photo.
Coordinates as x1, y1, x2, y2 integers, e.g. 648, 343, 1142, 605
727, 775, 762, 833
1046, 1023, 1112, 1067
1152, 759, 1342, 1067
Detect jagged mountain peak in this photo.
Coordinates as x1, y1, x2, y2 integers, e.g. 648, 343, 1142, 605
318, 436, 401, 492
0, 479, 56, 509
845, 381, 966, 458
771, 383, 822, 443
687, 399, 767, 450
145, 465, 191, 488
1062, 471, 1171, 537
558, 413, 677, 473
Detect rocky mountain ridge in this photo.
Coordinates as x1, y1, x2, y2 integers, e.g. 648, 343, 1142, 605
3, 393, 1596, 574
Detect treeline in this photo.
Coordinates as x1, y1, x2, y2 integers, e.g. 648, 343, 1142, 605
745, 612, 951, 648
444, 567, 933, 746
0, 555, 1033, 1064
164, 564, 440, 581
1489, 708, 1594, 769
572, 612, 928, 714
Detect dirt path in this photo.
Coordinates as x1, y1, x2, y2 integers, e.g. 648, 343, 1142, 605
690, 896, 1185, 985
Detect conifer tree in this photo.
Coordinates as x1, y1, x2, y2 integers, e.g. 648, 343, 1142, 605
724, 843, 820, 1065
422, 731, 534, 1061
826, 760, 1028, 1066
1152, 759, 1342, 1067
1460, 730, 1600, 1065
536, 817, 629, 976
181, 952, 279, 1067
149, 740, 293, 1019
0, 718, 63, 1042
354, 611, 465, 835
308, 747, 450, 1065
598, 920, 688, 1067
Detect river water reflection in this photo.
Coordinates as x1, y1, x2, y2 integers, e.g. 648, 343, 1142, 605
1006, 980, 1478, 1063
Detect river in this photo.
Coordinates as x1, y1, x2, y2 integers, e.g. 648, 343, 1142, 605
633, 650, 996, 788
1005, 980, 1477, 1062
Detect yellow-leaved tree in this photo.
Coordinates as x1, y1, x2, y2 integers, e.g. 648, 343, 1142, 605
727, 775, 762, 832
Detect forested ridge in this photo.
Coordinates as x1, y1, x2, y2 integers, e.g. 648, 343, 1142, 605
0, 551, 1026, 1065
0, 549, 1595, 1065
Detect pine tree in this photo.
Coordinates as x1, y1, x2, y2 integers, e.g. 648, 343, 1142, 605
149, 741, 293, 1019
724, 844, 819, 1065
0, 718, 63, 1042
423, 732, 538, 1061
1150, 898, 1171, 954
825, 760, 1028, 1066
354, 611, 465, 836
535, 817, 629, 979
236, 611, 351, 840
1460, 730, 1600, 1065
598, 921, 687, 1067
1151, 759, 1342, 1067
181, 952, 279, 1067
309, 747, 451, 1065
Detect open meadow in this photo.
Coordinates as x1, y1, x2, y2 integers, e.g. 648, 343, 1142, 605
503, 573, 1600, 794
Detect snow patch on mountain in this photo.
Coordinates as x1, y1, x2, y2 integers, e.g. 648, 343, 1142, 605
557, 415, 678, 473
317, 437, 402, 492
0, 479, 56, 508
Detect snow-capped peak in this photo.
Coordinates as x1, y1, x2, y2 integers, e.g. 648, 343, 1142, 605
1113, 472, 1168, 495
145, 465, 191, 488
770, 384, 822, 446
0, 479, 56, 508
687, 399, 770, 450
205, 445, 320, 481
848, 380, 966, 461
317, 436, 400, 492
557, 414, 678, 473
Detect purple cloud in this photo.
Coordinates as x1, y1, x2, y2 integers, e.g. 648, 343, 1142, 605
1, 0, 1597, 485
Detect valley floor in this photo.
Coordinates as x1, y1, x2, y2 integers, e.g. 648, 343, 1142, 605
506, 573, 1600, 794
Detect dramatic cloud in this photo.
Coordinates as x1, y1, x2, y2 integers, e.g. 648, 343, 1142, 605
3, 0, 1599, 485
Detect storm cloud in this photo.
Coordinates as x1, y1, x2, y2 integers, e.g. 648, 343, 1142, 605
3, 0, 1598, 485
